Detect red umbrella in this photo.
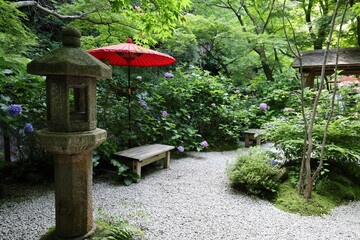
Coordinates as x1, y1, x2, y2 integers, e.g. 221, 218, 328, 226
87, 38, 176, 67
87, 39, 176, 146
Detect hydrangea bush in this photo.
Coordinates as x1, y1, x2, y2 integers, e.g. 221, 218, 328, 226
96, 65, 279, 156
0, 66, 50, 181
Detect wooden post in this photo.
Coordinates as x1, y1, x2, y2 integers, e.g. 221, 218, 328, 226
256, 136, 262, 146
245, 134, 250, 148
304, 72, 315, 88
133, 161, 141, 183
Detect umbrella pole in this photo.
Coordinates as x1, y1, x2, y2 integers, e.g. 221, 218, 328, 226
128, 65, 132, 148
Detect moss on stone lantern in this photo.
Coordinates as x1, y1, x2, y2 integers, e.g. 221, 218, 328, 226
27, 26, 112, 239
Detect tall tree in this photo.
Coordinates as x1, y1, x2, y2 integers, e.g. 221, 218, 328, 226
301, 0, 333, 49
205, 0, 279, 81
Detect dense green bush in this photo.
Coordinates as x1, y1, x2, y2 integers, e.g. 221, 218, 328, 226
264, 84, 359, 195
227, 147, 286, 199
265, 87, 360, 163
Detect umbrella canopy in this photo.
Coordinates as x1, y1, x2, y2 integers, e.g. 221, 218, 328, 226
87, 38, 176, 66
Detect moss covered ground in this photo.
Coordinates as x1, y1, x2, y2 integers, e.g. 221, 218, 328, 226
274, 162, 360, 216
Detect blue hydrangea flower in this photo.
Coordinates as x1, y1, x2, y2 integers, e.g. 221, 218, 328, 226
24, 123, 33, 132
271, 159, 278, 165
8, 104, 22, 115
164, 72, 174, 78
177, 146, 185, 152
154, 114, 160, 119
201, 141, 209, 147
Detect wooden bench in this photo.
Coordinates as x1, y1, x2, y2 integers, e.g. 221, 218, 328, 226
113, 144, 175, 183
244, 129, 265, 148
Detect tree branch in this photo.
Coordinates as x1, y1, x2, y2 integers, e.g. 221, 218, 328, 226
279, 0, 309, 194
13, 0, 136, 28
311, 0, 349, 184
240, 1, 260, 34
303, 0, 341, 199
261, 0, 276, 34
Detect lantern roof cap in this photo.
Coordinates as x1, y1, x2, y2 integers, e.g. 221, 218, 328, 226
27, 26, 112, 79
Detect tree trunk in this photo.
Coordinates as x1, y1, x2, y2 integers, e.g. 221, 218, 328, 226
254, 47, 274, 81
303, 179, 313, 199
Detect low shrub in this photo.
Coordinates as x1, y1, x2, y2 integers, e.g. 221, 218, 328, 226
227, 147, 286, 200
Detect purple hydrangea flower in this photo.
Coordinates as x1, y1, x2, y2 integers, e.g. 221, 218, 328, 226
271, 159, 277, 165
186, 74, 191, 78
164, 72, 174, 78
177, 146, 185, 152
207, 79, 213, 82
8, 104, 22, 116
260, 103, 268, 110
24, 123, 33, 132
161, 111, 168, 117
211, 103, 216, 107
139, 100, 146, 105
201, 141, 209, 147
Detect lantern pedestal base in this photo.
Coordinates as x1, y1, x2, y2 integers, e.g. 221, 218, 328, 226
53, 224, 97, 240
36, 128, 106, 239
41, 224, 97, 240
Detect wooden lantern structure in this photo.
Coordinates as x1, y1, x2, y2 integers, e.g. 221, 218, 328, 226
292, 47, 360, 88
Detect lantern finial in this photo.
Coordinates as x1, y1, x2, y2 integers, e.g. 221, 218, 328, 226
62, 26, 81, 47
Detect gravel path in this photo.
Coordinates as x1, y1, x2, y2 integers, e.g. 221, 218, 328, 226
1, 144, 360, 240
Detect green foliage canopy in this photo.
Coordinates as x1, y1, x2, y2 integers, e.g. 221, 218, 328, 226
57, 0, 191, 47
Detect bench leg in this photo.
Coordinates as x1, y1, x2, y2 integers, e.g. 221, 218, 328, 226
164, 151, 170, 169
256, 136, 262, 146
132, 161, 141, 183
245, 134, 250, 148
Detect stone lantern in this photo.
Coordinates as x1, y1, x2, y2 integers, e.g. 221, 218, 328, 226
27, 26, 112, 239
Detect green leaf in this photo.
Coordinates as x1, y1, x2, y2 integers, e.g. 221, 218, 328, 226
124, 178, 133, 186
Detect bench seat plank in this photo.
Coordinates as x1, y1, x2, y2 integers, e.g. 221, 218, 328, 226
113, 144, 175, 183
114, 144, 175, 161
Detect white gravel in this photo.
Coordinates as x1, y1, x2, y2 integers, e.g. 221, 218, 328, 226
1, 144, 360, 240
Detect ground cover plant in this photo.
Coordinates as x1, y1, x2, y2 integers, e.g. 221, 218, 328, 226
227, 147, 287, 200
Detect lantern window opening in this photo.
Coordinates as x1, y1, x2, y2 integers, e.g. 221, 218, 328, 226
69, 86, 88, 121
